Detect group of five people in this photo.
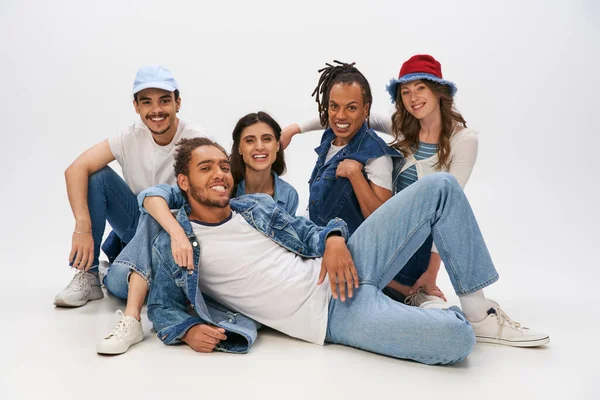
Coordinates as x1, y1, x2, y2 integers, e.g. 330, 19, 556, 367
54, 55, 549, 365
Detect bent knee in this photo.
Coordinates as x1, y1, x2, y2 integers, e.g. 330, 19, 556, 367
441, 311, 476, 363
88, 166, 115, 189
422, 172, 459, 189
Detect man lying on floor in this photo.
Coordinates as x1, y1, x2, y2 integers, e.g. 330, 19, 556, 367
113, 137, 548, 365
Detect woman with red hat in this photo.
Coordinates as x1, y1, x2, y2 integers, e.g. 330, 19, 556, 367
382, 54, 477, 306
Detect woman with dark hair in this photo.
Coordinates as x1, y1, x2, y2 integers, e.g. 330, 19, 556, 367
301, 61, 402, 236
229, 112, 298, 215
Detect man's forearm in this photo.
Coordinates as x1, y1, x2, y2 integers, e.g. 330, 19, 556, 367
348, 172, 385, 219
143, 196, 184, 235
65, 165, 93, 230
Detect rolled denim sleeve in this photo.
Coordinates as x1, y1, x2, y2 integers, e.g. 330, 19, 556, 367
147, 255, 205, 345
286, 212, 349, 256
137, 184, 187, 214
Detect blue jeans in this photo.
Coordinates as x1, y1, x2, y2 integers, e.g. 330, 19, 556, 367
82, 166, 140, 299
325, 173, 499, 365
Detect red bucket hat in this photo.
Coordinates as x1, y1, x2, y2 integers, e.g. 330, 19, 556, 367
386, 54, 457, 102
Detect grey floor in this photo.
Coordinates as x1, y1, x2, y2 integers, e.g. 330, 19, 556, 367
0, 270, 594, 400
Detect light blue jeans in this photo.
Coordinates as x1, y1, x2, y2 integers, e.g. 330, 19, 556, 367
81, 166, 139, 299
325, 173, 499, 365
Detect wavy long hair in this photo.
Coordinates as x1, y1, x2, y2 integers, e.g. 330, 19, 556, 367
390, 80, 466, 170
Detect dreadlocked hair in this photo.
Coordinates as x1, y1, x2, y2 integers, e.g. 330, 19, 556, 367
311, 60, 372, 128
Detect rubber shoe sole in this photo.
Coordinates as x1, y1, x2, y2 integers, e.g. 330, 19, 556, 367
476, 335, 550, 347
53, 286, 104, 308
96, 333, 144, 355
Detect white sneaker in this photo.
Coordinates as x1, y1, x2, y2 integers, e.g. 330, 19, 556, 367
97, 310, 144, 355
404, 288, 448, 310
54, 270, 104, 307
471, 301, 550, 347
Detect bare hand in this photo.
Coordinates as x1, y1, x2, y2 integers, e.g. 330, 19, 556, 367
409, 270, 446, 301
280, 123, 301, 150
318, 236, 359, 301
335, 159, 363, 179
182, 324, 227, 353
171, 228, 194, 270
69, 231, 95, 271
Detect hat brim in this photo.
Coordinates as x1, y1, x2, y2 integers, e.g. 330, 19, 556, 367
386, 73, 457, 102
132, 81, 178, 95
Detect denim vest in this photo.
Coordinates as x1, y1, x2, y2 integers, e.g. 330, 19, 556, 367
308, 123, 404, 235
114, 191, 348, 353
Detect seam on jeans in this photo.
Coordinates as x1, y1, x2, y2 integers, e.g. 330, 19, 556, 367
432, 215, 498, 296
373, 210, 438, 288
431, 215, 464, 294
105, 186, 138, 225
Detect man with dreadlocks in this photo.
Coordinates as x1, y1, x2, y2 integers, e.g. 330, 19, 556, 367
305, 61, 403, 235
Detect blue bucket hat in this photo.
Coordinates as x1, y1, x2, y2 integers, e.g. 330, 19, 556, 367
386, 55, 457, 102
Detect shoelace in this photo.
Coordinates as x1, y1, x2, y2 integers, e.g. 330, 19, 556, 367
493, 307, 525, 337
68, 272, 90, 290
404, 288, 428, 307
105, 310, 129, 340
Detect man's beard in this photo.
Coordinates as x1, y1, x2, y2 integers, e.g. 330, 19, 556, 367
146, 113, 171, 135
149, 125, 171, 135
189, 183, 231, 208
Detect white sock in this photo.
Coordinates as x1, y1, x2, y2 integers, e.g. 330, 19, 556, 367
459, 290, 490, 322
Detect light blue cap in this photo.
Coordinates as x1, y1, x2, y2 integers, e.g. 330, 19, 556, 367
132, 65, 179, 95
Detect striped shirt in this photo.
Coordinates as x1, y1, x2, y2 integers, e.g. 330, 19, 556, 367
397, 142, 439, 191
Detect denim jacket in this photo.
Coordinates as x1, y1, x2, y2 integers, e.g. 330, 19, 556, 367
113, 191, 348, 353
308, 123, 403, 235
137, 175, 299, 216
236, 172, 299, 215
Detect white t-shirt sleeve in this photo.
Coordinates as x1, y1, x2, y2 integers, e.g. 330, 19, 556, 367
364, 155, 393, 191
107, 129, 129, 165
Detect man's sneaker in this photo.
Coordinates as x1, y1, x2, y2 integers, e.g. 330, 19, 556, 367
404, 288, 447, 310
54, 271, 104, 307
470, 301, 550, 347
97, 310, 144, 355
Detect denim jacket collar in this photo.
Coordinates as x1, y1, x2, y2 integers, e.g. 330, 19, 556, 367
236, 172, 289, 211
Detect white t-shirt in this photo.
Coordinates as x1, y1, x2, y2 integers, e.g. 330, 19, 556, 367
325, 141, 393, 191
108, 118, 210, 195
191, 213, 331, 345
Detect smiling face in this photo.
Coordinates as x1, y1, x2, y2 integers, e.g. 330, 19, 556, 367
178, 145, 234, 210
399, 80, 441, 124
133, 88, 180, 135
327, 82, 370, 146
238, 122, 279, 174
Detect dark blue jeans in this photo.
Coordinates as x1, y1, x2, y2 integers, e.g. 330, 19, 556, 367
83, 166, 140, 273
